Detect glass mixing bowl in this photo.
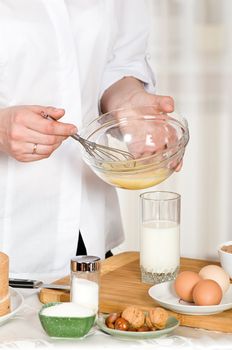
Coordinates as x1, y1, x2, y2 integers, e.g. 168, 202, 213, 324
80, 106, 189, 190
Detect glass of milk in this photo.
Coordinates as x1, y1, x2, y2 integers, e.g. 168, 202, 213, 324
140, 191, 180, 284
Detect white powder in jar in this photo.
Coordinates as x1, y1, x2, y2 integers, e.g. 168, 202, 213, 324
41, 302, 94, 317
71, 277, 99, 313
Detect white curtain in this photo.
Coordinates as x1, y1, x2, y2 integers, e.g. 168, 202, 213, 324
114, 0, 232, 261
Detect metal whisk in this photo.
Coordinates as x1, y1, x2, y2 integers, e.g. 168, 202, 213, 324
70, 132, 134, 161
45, 115, 134, 162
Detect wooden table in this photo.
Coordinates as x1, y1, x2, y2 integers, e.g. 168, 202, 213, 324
39, 251, 232, 333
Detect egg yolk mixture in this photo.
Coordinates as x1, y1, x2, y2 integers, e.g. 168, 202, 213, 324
99, 167, 170, 190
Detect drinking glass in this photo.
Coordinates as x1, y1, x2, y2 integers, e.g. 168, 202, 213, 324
140, 191, 181, 284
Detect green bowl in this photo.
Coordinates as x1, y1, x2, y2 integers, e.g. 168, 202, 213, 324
38, 302, 96, 338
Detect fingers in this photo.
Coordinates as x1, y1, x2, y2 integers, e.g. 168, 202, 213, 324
21, 108, 77, 136
9, 124, 68, 144
0, 105, 78, 162
25, 141, 62, 155
175, 160, 183, 172
9, 140, 62, 162
149, 95, 175, 113
27, 105, 65, 119
159, 96, 175, 113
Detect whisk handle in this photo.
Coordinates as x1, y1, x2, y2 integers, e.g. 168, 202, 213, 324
44, 114, 86, 145
70, 133, 85, 144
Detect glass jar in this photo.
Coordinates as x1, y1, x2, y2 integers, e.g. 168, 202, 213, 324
70, 255, 100, 314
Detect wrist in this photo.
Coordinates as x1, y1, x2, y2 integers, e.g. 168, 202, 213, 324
100, 77, 144, 113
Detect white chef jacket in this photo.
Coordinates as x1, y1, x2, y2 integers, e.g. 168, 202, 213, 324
0, 0, 155, 280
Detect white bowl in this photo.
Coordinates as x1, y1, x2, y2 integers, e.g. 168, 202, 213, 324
218, 241, 232, 279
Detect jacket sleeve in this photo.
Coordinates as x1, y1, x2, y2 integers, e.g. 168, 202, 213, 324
100, 0, 156, 98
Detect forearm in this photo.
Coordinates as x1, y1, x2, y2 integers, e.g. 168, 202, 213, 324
100, 77, 145, 113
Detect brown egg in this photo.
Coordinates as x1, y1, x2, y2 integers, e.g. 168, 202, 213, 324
174, 271, 202, 302
199, 265, 230, 294
193, 279, 223, 306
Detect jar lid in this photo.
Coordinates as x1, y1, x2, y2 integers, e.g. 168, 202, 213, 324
71, 255, 100, 272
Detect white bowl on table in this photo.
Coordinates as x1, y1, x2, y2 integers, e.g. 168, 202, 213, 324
218, 240, 232, 279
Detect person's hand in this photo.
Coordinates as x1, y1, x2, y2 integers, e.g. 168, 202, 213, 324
101, 77, 183, 171
121, 89, 175, 114
121, 92, 183, 171
101, 76, 175, 114
119, 90, 182, 171
0, 105, 77, 162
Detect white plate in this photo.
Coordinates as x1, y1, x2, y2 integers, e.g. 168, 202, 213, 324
148, 281, 232, 315
0, 288, 24, 325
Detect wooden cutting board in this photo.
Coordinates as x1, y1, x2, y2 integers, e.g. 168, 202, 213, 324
39, 251, 232, 333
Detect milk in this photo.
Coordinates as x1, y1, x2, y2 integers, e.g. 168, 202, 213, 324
140, 220, 180, 273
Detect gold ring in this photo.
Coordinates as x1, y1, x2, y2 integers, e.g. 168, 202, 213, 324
32, 143, 37, 154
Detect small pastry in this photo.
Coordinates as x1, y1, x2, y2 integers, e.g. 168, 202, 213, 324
145, 314, 154, 329
121, 306, 145, 329
148, 307, 169, 329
